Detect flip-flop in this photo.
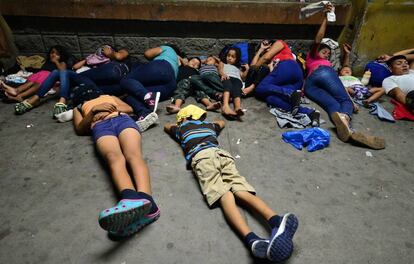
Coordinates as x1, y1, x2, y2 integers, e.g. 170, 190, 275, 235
98, 199, 151, 232
14, 100, 33, 115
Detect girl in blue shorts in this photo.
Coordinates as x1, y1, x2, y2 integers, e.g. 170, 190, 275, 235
72, 85, 160, 238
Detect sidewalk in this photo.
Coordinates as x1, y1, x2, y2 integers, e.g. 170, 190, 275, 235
0, 96, 413, 264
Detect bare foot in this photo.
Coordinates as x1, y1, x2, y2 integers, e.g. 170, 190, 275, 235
166, 104, 181, 114
242, 85, 255, 96
206, 101, 221, 111
221, 104, 237, 117
1, 81, 18, 96
5, 91, 23, 102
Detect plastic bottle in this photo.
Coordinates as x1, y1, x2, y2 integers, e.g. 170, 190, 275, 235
361, 70, 371, 86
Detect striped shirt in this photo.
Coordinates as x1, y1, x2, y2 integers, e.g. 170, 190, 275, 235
199, 64, 219, 76
170, 120, 222, 162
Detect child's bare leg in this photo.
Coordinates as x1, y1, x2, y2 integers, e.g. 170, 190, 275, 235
222, 91, 237, 116
96, 135, 136, 192
118, 128, 152, 195
242, 84, 255, 96
365, 87, 385, 104
58, 97, 67, 104
233, 97, 244, 116
26, 94, 41, 106
166, 99, 182, 114
220, 191, 251, 237
18, 83, 40, 99
16, 81, 36, 94
234, 191, 276, 221
201, 97, 221, 111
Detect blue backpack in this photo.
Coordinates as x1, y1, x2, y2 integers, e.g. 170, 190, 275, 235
219, 42, 257, 65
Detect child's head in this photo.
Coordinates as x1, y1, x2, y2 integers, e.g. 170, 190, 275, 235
225, 47, 241, 67
48, 45, 68, 62
318, 44, 331, 60
205, 56, 217, 65
188, 57, 201, 69
339, 66, 352, 76
72, 84, 103, 107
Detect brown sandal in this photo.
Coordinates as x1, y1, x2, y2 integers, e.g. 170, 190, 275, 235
350, 132, 385, 150
331, 112, 352, 142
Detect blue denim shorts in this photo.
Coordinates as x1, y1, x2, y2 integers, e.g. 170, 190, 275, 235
92, 115, 139, 142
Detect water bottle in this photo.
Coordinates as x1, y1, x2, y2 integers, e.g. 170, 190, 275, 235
361, 70, 371, 86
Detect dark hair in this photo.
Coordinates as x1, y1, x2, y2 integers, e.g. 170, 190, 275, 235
47, 45, 69, 63
189, 57, 201, 68
72, 84, 103, 107
318, 43, 331, 52
386, 55, 408, 67
165, 44, 186, 58
225, 47, 241, 68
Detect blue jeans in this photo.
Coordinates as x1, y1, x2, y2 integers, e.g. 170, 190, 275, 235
80, 62, 129, 85
37, 69, 71, 99
256, 60, 313, 115
120, 60, 176, 117
304, 66, 353, 118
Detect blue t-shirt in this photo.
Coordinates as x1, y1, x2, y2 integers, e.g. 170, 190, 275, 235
154, 45, 179, 78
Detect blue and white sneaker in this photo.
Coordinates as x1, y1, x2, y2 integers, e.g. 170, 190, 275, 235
109, 208, 160, 238
266, 213, 299, 262
98, 199, 151, 232
251, 239, 270, 259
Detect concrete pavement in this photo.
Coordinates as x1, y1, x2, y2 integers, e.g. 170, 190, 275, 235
0, 96, 413, 264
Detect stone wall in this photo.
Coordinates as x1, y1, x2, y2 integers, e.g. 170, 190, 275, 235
13, 33, 313, 62
6, 16, 341, 62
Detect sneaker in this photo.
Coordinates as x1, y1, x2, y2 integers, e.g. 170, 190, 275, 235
136, 112, 158, 132
98, 199, 151, 232
309, 110, 320, 127
53, 103, 68, 118
109, 208, 160, 238
251, 239, 270, 259
290, 90, 302, 115
144, 92, 161, 112
267, 213, 299, 263
331, 112, 352, 142
350, 131, 385, 150
55, 109, 74, 123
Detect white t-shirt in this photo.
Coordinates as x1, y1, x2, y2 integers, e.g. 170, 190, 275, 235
223, 64, 241, 80
382, 69, 414, 94
339, 75, 363, 88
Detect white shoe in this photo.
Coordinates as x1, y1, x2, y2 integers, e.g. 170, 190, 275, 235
136, 112, 158, 132
56, 109, 74, 123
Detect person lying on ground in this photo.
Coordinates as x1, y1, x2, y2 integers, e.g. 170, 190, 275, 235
164, 104, 298, 262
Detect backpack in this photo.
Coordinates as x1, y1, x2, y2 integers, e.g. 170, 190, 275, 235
219, 42, 257, 65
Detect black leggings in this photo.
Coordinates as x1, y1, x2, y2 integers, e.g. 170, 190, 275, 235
223, 77, 243, 98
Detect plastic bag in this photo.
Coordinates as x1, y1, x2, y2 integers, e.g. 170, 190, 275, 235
282, 127, 330, 152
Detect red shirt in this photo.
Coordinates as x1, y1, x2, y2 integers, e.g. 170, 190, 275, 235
272, 40, 294, 62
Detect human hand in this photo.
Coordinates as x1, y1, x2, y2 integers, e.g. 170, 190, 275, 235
259, 40, 271, 51
324, 3, 334, 13
92, 103, 116, 114
221, 74, 230, 81
343, 43, 352, 54
241, 64, 249, 72
377, 54, 391, 62
50, 55, 59, 64
102, 46, 114, 57
92, 112, 110, 122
